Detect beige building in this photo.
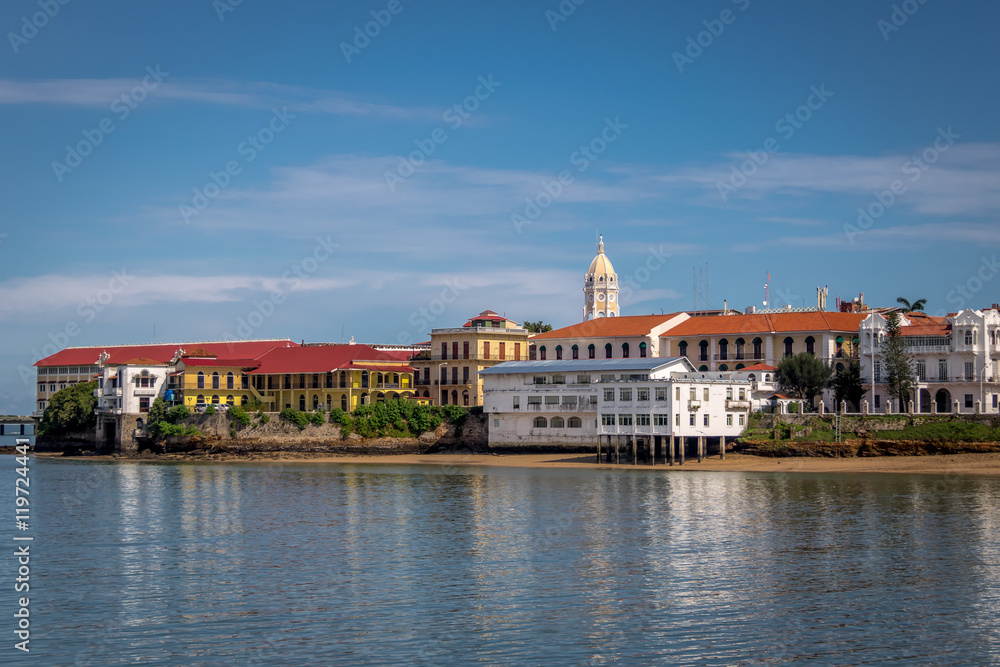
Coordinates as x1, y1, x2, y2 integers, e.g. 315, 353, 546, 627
411, 310, 530, 406
583, 235, 620, 320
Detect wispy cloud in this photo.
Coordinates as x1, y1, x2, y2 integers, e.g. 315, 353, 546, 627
738, 222, 1000, 253
0, 78, 441, 120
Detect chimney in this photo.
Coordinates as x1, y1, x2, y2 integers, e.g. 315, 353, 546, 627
745, 305, 756, 315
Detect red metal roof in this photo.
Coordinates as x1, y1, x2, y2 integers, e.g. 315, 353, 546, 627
662, 311, 866, 337
533, 314, 686, 340
34, 340, 297, 367
247, 345, 414, 375
177, 358, 261, 368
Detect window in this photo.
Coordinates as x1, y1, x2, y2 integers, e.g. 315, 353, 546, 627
678, 341, 688, 358
227, 395, 235, 405
620, 388, 632, 402
965, 362, 974, 381
752, 337, 763, 360
212, 372, 220, 389
605, 343, 613, 359
551, 416, 565, 428
568, 417, 582, 428
875, 394, 881, 408
139, 397, 150, 413
576, 375, 591, 384
245, 374, 252, 390
452, 367, 458, 384
689, 387, 696, 400
639, 342, 647, 358
739, 414, 745, 426
675, 413, 680, 426
601, 374, 615, 382
227, 372, 235, 389
572, 345, 579, 360
965, 394, 974, 408
703, 388, 709, 401
197, 372, 205, 389
533, 376, 547, 385
699, 340, 709, 361
603, 388, 615, 402
555, 345, 563, 360
619, 414, 633, 426
588, 344, 596, 359
534, 417, 548, 428
726, 388, 733, 400
539, 346, 546, 360
655, 387, 667, 401
993, 395, 998, 409
499, 342, 505, 359
494, 419, 500, 427
965, 330, 973, 345
562, 396, 577, 405
463, 341, 469, 359
689, 413, 696, 426
783, 337, 794, 357
513, 396, 520, 409
483, 342, 490, 359
441, 342, 448, 360
552, 375, 566, 384
637, 388, 649, 402
938, 360, 948, 381
545, 395, 559, 405
739, 388, 746, 401
676, 387, 681, 400
636, 414, 650, 426
805, 336, 815, 355
463, 367, 469, 384
514, 343, 521, 361
654, 414, 669, 426
212, 395, 220, 404
874, 361, 882, 384
528, 396, 542, 405
916, 360, 926, 381
727, 414, 733, 426
704, 414, 710, 426
601, 414, 615, 426
718, 339, 728, 361
622, 342, 630, 358
197, 394, 205, 404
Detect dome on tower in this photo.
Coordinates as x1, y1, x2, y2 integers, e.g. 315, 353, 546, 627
587, 236, 616, 281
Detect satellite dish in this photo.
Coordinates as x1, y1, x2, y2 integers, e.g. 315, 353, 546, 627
763, 300, 768, 306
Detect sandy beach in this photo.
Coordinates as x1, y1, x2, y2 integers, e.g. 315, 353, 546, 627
36, 450, 1000, 476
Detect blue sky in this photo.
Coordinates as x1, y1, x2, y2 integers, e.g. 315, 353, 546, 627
1, 0, 998, 413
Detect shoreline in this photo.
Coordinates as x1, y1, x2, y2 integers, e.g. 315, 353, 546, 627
31, 450, 1000, 476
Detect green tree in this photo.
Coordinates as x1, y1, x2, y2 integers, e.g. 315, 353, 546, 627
896, 297, 927, 313
146, 397, 168, 436
832, 359, 865, 411
39, 381, 97, 436
883, 311, 915, 408
776, 352, 833, 410
522, 321, 553, 333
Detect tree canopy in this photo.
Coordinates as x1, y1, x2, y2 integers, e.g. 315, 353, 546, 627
882, 311, 915, 408
522, 321, 553, 333
832, 359, 865, 411
896, 297, 927, 313
39, 381, 97, 436
776, 353, 833, 408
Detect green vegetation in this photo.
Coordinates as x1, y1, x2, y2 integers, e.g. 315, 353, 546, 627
39, 381, 97, 436
227, 405, 252, 427
148, 398, 200, 438
896, 297, 927, 313
776, 353, 833, 409
832, 358, 865, 412
204, 404, 217, 415
279, 408, 311, 430
883, 311, 915, 409
522, 321, 553, 333
166, 405, 191, 422
876, 421, 1000, 443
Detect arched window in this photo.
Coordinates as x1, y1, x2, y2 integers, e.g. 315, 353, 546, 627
719, 364, 728, 371
226, 372, 234, 389
734, 338, 745, 359
568, 416, 582, 428
197, 394, 204, 404
212, 372, 220, 389
764, 373, 772, 382
622, 342, 630, 358
326, 394, 331, 410
698, 365, 708, 372
605, 343, 613, 359
539, 346, 547, 361
639, 342, 647, 358
462, 390, 469, 406
748, 373, 756, 382
341, 395, 348, 411
227, 395, 235, 405
572, 344, 579, 360
377, 372, 383, 386
783, 337, 794, 357
735, 363, 745, 370
752, 337, 763, 360
588, 344, 596, 359
376, 392, 385, 403
312, 395, 319, 410
555, 345, 563, 360
551, 416, 565, 428
533, 417, 548, 428
991, 331, 997, 346
197, 372, 205, 389
361, 371, 369, 388
805, 336, 815, 355
699, 340, 709, 361
678, 340, 688, 358
393, 373, 399, 385
340, 371, 347, 388
718, 338, 729, 361
211, 395, 220, 404
965, 330, 973, 345
241, 395, 248, 406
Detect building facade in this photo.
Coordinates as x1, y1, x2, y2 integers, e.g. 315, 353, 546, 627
531, 313, 689, 362
410, 310, 530, 406
859, 307, 1000, 414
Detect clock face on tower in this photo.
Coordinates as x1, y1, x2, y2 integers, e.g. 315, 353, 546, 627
597, 293, 605, 302
608, 293, 616, 303
589, 294, 594, 303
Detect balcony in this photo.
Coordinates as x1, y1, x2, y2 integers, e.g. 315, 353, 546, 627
133, 388, 157, 397
688, 400, 701, 410
726, 400, 752, 410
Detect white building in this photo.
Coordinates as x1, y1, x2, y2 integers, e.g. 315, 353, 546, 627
859, 307, 1000, 414
480, 357, 751, 454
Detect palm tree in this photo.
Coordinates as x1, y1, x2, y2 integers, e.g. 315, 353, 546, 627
896, 297, 927, 313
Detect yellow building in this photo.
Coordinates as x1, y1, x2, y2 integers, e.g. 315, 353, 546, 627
411, 310, 530, 406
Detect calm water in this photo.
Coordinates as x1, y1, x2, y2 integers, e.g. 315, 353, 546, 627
2, 457, 999, 666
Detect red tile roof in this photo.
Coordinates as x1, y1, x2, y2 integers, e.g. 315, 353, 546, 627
739, 363, 777, 371
532, 314, 686, 340
661, 311, 866, 337
899, 313, 951, 336
248, 345, 414, 375
34, 340, 298, 367
177, 358, 262, 368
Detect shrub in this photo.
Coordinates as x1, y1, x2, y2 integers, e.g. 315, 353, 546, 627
166, 405, 191, 423
39, 382, 97, 436
205, 404, 217, 415
228, 405, 251, 427
259, 412, 270, 425
279, 408, 309, 430
307, 411, 325, 426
